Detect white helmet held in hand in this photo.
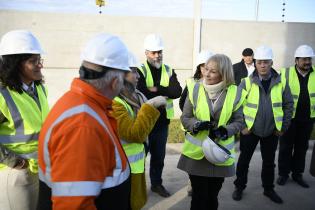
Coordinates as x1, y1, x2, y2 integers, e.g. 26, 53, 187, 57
254, 45, 273, 60
197, 50, 214, 67
146, 96, 167, 108
294, 45, 315, 58
143, 34, 164, 51
202, 137, 231, 164
81, 33, 130, 71
0, 30, 44, 55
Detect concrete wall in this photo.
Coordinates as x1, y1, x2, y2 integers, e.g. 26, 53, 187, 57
201, 20, 315, 69
0, 10, 193, 70
1, 10, 315, 117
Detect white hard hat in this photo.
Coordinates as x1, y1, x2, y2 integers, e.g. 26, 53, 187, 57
202, 137, 231, 164
197, 50, 214, 67
0, 30, 44, 55
81, 33, 130, 71
294, 45, 315, 58
128, 51, 139, 68
143, 34, 164, 51
254, 45, 273, 60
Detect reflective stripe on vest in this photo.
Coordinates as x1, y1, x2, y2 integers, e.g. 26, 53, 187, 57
50, 180, 103, 197
185, 133, 235, 151
0, 88, 24, 135
126, 149, 145, 163
20, 151, 38, 159
0, 133, 39, 144
281, 66, 315, 118
139, 61, 174, 119
39, 104, 130, 196
183, 81, 243, 166
120, 138, 145, 164
243, 77, 284, 131
114, 97, 146, 174
184, 133, 236, 159
0, 84, 49, 173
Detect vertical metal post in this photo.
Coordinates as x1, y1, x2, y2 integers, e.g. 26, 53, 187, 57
193, 0, 202, 73
255, 0, 260, 21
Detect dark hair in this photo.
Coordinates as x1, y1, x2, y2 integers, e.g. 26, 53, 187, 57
242, 48, 254, 56
0, 54, 43, 93
193, 64, 203, 80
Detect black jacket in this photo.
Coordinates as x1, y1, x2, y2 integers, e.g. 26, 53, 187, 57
179, 86, 188, 111
233, 60, 255, 86
137, 61, 182, 125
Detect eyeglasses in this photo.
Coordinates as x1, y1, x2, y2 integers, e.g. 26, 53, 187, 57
28, 57, 44, 66
34, 58, 44, 66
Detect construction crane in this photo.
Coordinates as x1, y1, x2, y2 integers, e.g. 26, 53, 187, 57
96, 0, 105, 14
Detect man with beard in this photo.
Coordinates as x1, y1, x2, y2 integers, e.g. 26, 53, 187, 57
277, 45, 315, 188
137, 34, 182, 197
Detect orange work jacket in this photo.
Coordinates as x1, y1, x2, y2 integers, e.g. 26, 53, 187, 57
38, 78, 130, 210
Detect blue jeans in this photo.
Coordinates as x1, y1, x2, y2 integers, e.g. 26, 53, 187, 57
148, 122, 169, 186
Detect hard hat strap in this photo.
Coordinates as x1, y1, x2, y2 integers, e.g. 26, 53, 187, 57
79, 66, 107, 79
215, 142, 231, 156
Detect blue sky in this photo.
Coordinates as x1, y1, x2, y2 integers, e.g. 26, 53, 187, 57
0, 0, 314, 23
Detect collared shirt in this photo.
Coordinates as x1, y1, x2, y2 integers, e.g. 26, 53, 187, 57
246, 63, 255, 76
258, 71, 273, 94
22, 82, 35, 92
258, 71, 272, 81
23, 82, 40, 108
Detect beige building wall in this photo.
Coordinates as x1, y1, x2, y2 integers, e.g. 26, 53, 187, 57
201, 20, 315, 70
0, 10, 193, 69
1, 10, 315, 118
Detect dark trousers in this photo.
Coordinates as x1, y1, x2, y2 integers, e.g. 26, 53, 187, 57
148, 122, 169, 186
278, 120, 313, 177
234, 133, 278, 190
189, 175, 224, 210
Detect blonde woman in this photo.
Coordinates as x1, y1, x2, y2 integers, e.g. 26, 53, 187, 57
178, 54, 245, 210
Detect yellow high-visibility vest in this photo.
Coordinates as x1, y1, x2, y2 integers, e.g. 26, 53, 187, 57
182, 80, 245, 166
114, 97, 145, 174
243, 77, 285, 131
0, 84, 49, 173
281, 66, 315, 118
138, 61, 174, 119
